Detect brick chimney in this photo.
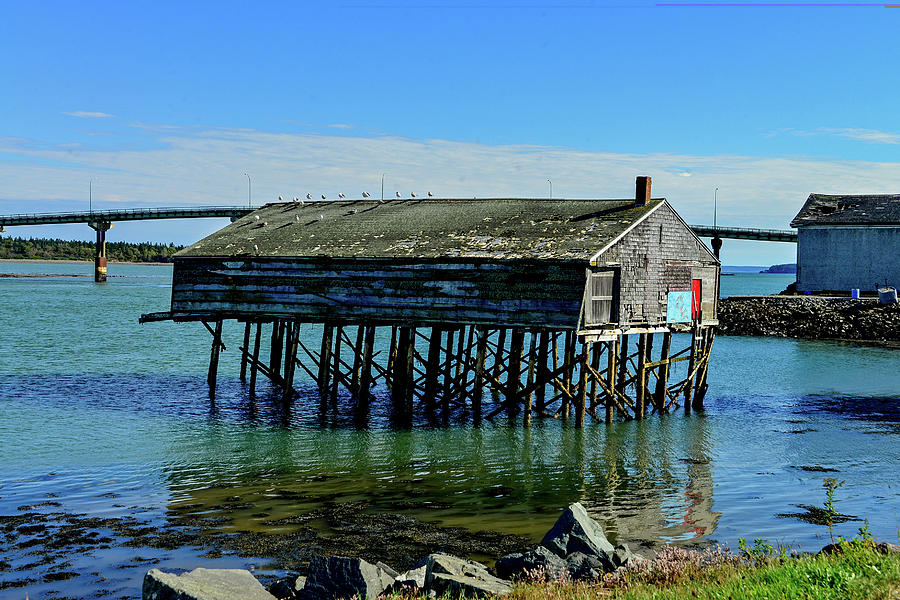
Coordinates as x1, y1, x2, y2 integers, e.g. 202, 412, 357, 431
635, 176, 651, 207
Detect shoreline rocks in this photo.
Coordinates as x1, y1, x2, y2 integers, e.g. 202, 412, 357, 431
717, 296, 900, 342
142, 502, 632, 600
496, 502, 641, 582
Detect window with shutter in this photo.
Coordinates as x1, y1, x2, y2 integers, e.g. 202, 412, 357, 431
583, 269, 618, 327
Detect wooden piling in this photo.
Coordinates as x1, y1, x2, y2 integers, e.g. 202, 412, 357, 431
357, 325, 376, 411
589, 342, 601, 414
575, 342, 588, 428
653, 331, 672, 412
606, 338, 617, 423
506, 328, 524, 418
318, 324, 333, 398
249, 322, 262, 397
404, 327, 416, 417
692, 327, 714, 410
351, 325, 365, 394
561, 331, 575, 421
331, 325, 343, 404
616, 334, 629, 402
283, 321, 300, 400
207, 320, 223, 394
684, 324, 698, 413
423, 327, 443, 409
441, 328, 456, 418
636, 334, 647, 420
473, 326, 487, 423
535, 331, 548, 412
524, 331, 537, 426
240, 321, 251, 382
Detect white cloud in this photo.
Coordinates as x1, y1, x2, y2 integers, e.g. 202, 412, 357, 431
63, 111, 114, 119
774, 127, 900, 145
822, 128, 900, 145
3, 124, 900, 237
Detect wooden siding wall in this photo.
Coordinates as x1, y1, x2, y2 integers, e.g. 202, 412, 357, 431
171, 257, 587, 328
598, 203, 719, 325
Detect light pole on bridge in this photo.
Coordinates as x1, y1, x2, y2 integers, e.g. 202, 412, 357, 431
243, 173, 251, 208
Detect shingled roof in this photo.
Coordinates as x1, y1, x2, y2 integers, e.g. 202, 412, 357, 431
791, 194, 900, 227
178, 198, 665, 261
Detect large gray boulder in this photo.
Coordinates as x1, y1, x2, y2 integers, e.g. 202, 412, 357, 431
143, 568, 276, 600
540, 503, 615, 562
425, 553, 512, 597
495, 546, 568, 580
302, 556, 395, 600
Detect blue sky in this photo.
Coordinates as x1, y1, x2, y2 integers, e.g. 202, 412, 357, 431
3, 0, 900, 265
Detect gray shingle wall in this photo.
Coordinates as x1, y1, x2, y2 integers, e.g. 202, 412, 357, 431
797, 226, 900, 292
599, 203, 717, 325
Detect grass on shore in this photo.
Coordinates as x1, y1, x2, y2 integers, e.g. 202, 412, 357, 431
382, 543, 899, 600
501, 543, 900, 600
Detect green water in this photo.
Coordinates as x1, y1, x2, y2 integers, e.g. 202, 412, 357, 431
0, 263, 897, 598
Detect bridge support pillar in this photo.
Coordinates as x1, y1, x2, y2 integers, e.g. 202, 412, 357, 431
711, 235, 722, 260
88, 220, 113, 282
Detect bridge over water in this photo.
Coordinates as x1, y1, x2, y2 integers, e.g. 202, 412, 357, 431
0, 205, 796, 281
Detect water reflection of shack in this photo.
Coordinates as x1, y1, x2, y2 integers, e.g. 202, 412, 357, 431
162, 410, 719, 546
142, 177, 720, 426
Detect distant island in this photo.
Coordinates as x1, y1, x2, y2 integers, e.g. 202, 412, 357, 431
0, 236, 184, 263
760, 263, 797, 274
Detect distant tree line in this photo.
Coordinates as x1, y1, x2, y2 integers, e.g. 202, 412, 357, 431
0, 236, 184, 262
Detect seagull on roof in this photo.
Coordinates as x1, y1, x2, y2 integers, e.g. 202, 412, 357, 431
395, 191, 401, 198
410, 192, 417, 198
293, 197, 299, 203
428, 192, 434, 197
253, 244, 259, 253
254, 215, 260, 221
295, 215, 300, 222
306, 193, 312, 200
339, 193, 345, 199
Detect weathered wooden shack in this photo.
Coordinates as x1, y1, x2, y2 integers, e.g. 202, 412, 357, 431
791, 194, 900, 293
142, 177, 719, 426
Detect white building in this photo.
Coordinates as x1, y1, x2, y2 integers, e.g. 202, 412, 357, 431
791, 194, 900, 293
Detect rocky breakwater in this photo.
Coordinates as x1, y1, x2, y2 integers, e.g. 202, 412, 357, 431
142, 502, 643, 600
718, 296, 900, 342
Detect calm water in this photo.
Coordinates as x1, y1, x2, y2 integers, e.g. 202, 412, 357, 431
0, 263, 898, 598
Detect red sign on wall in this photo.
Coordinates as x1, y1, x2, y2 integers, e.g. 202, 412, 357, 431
691, 279, 702, 319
